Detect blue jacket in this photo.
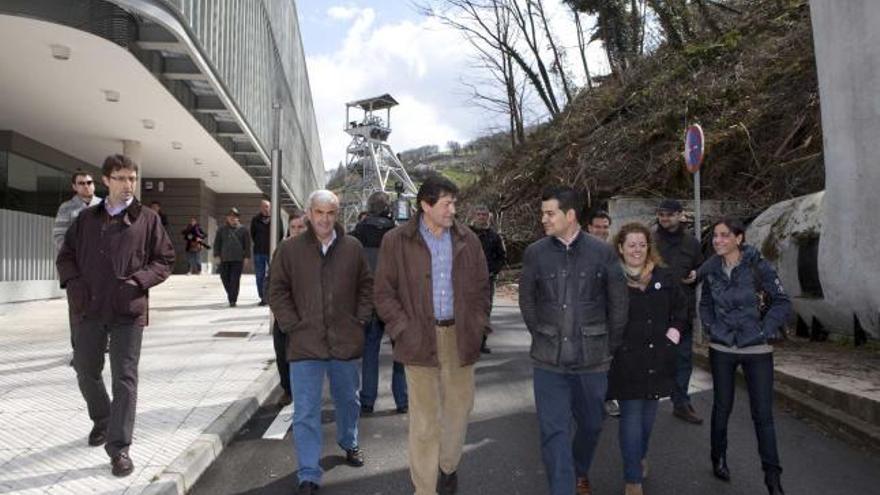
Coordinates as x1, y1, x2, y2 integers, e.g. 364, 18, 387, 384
698, 245, 791, 348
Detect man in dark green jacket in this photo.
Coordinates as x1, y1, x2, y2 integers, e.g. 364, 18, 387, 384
213, 207, 250, 307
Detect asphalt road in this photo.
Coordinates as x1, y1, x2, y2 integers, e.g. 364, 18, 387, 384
192, 300, 880, 495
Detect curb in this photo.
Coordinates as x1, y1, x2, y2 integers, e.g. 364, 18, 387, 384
692, 347, 880, 453
142, 365, 281, 495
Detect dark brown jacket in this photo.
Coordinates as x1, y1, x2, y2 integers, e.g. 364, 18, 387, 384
56, 199, 175, 327
374, 215, 490, 367
268, 223, 373, 362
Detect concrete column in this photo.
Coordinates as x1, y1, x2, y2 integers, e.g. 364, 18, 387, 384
810, 1, 880, 337
123, 139, 143, 198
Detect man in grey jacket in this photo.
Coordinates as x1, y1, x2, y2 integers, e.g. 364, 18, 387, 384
213, 207, 251, 307
53, 171, 102, 355
519, 186, 628, 495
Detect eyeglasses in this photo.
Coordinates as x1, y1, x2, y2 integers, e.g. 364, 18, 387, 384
109, 176, 138, 184
76, 180, 94, 186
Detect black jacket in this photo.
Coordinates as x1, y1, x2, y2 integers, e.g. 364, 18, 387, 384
699, 245, 792, 348
607, 267, 687, 400
351, 214, 395, 272
655, 226, 703, 321
471, 225, 507, 276
518, 232, 629, 371
250, 214, 283, 255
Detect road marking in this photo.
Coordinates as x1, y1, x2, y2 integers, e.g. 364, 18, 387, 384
263, 403, 294, 440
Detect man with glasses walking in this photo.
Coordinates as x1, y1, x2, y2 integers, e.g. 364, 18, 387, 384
57, 154, 175, 477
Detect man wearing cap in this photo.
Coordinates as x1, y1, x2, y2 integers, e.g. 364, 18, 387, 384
213, 207, 251, 307
654, 199, 705, 424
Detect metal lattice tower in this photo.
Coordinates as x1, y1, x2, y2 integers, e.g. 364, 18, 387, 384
341, 94, 417, 228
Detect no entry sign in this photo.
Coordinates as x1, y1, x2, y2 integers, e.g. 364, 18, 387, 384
684, 124, 704, 173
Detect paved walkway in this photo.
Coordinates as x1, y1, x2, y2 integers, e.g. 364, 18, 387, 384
0, 275, 276, 494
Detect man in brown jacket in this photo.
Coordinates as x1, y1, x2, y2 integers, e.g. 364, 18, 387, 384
56, 154, 175, 477
268, 189, 373, 495
374, 175, 490, 495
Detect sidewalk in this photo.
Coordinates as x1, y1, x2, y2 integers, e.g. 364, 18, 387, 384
0, 275, 279, 494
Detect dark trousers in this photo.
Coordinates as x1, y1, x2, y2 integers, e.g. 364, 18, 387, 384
482, 276, 497, 349
73, 317, 143, 457
533, 367, 607, 495
254, 253, 269, 302
710, 348, 782, 474
272, 321, 290, 395
219, 261, 243, 304
359, 316, 407, 408
671, 322, 694, 408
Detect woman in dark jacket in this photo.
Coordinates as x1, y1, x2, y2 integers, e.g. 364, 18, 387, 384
699, 218, 791, 495
608, 223, 687, 495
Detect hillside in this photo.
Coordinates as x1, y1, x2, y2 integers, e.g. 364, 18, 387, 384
463, 0, 823, 249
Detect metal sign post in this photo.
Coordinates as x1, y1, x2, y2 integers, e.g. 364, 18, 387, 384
684, 124, 705, 242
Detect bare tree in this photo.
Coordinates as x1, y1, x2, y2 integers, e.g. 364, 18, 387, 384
532, 0, 574, 104
572, 6, 594, 90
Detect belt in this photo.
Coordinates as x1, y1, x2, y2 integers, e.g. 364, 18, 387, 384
435, 318, 455, 327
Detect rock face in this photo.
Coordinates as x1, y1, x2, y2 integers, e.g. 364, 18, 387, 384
807, 0, 880, 340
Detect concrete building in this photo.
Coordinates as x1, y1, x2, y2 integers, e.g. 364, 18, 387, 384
0, 0, 323, 302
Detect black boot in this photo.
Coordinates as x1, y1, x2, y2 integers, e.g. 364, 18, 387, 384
711, 455, 730, 481
765, 470, 785, 495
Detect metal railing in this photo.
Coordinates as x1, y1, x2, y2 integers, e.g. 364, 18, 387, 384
0, 209, 56, 282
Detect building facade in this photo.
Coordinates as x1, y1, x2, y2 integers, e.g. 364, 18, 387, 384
0, 0, 323, 302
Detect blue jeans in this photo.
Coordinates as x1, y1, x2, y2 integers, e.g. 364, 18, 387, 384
533, 368, 607, 495
618, 399, 659, 483
289, 359, 361, 485
359, 317, 407, 409
671, 323, 694, 407
710, 349, 781, 474
254, 253, 269, 302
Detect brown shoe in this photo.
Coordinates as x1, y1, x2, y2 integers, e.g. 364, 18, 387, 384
576, 476, 592, 495
624, 483, 644, 495
673, 404, 703, 424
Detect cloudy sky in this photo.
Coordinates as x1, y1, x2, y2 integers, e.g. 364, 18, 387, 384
297, 1, 610, 172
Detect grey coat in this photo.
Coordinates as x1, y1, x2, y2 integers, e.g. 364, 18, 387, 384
518, 231, 629, 372
213, 224, 251, 262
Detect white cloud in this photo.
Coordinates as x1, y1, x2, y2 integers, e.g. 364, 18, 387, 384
305, 2, 610, 173
327, 6, 361, 21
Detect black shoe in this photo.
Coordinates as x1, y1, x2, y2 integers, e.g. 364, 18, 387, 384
360, 404, 374, 415
344, 446, 365, 467
480, 345, 492, 354
396, 405, 409, 414
296, 481, 319, 494
438, 470, 458, 495
712, 455, 731, 482
765, 470, 785, 495
111, 452, 134, 477
229, 301, 237, 307
258, 300, 268, 306
673, 404, 704, 424
88, 424, 107, 446
605, 400, 621, 417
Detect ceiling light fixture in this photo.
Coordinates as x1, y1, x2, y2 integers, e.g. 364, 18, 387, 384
50, 44, 71, 60
103, 90, 120, 102
172, 141, 183, 150
142, 119, 155, 130
209, 171, 219, 178
194, 158, 203, 165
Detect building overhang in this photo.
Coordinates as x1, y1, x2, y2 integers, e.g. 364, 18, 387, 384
0, 13, 260, 194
